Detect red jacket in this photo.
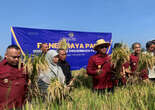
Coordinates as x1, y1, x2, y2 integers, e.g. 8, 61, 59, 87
0, 59, 28, 110
87, 54, 113, 89
123, 54, 148, 80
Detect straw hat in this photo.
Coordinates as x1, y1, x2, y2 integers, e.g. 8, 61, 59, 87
94, 39, 110, 51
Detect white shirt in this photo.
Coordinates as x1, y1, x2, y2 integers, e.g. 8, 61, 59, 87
143, 51, 155, 78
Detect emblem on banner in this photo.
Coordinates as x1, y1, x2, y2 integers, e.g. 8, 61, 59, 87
68, 32, 74, 38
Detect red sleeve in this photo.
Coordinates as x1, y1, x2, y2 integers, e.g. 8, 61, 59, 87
123, 62, 130, 69
140, 69, 148, 80
87, 56, 97, 76
0, 59, 7, 65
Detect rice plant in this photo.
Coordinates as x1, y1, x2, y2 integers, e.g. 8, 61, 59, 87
58, 38, 68, 50
15, 44, 155, 110
20, 54, 49, 100
21, 81, 155, 110
47, 78, 71, 104
137, 52, 155, 72
23, 55, 48, 79
71, 68, 92, 88
111, 44, 131, 79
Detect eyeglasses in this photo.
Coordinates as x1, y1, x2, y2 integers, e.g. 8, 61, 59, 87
99, 45, 109, 49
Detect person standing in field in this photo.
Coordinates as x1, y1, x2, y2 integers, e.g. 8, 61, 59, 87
112, 43, 127, 86
40, 43, 49, 55
38, 50, 65, 93
0, 45, 28, 110
87, 39, 114, 94
151, 40, 155, 56
146, 41, 154, 55
123, 42, 148, 80
57, 48, 72, 85
145, 41, 155, 81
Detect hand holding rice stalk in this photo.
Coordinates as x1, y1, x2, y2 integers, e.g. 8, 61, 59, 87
47, 78, 71, 103
111, 44, 131, 79
70, 68, 92, 88
19, 54, 49, 99
127, 53, 154, 84
23, 55, 48, 82
137, 53, 155, 73
58, 38, 68, 50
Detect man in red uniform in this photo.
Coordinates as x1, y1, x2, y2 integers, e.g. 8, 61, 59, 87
87, 39, 114, 93
124, 42, 148, 80
0, 45, 28, 110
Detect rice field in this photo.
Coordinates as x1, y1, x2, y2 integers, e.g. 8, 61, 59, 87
18, 46, 155, 110
23, 70, 155, 110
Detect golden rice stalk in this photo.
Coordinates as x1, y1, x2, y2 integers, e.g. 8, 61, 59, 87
111, 44, 131, 78
27, 81, 41, 100
23, 54, 49, 100
137, 53, 155, 72
47, 78, 71, 103
153, 56, 155, 65
23, 55, 33, 74
71, 68, 91, 87
18, 57, 22, 70
127, 53, 155, 84
72, 68, 87, 77
23, 55, 48, 75
58, 38, 68, 50
38, 55, 49, 72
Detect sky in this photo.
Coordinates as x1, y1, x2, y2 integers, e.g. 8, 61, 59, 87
0, 0, 155, 57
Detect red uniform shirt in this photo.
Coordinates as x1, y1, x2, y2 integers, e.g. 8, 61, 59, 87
87, 54, 113, 89
123, 54, 148, 80
0, 59, 28, 110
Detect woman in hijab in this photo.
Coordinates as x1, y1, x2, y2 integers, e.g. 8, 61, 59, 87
38, 50, 65, 93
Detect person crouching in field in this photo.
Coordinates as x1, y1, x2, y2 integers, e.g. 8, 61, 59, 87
0, 45, 28, 110
38, 50, 65, 94
87, 39, 114, 94
123, 42, 148, 82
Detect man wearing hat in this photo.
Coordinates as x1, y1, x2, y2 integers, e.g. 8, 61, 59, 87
87, 39, 114, 93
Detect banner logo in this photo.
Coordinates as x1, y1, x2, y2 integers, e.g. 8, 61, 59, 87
68, 32, 74, 38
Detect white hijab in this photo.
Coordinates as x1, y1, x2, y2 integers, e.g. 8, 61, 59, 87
39, 50, 65, 84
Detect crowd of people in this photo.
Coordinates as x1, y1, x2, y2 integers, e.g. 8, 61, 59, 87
0, 39, 154, 110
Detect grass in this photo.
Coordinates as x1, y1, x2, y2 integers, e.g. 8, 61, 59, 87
22, 72, 155, 110
16, 50, 155, 110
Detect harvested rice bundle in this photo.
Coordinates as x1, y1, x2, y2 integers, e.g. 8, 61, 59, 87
47, 78, 71, 103
71, 68, 92, 88
18, 57, 22, 70
137, 53, 155, 72
23, 55, 48, 80
72, 68, 88, 78
20, 55, 49, 100
23, 55, 33, 74
58, 38, 68, 50
111, 44, 131, 78
127, 53, 154, 84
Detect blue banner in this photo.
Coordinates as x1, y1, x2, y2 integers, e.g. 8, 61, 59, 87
11, 27, 112, 70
